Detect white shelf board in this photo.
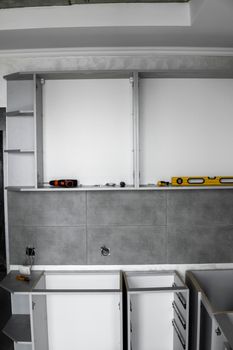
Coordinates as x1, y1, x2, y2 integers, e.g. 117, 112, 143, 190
5, 185, 233, 192
139, 186, 233, 190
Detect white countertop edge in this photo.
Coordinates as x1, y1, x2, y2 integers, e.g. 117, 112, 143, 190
10, 263, 233, 279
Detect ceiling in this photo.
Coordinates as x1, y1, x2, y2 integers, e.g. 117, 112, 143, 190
0, 0, 232, 50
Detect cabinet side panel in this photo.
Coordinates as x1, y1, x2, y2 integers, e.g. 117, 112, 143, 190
0, 272, 13, 350
199, 303, 212, 350
32, 295, 48, 350
35, 77, 43, 187
186, 274, 200, 350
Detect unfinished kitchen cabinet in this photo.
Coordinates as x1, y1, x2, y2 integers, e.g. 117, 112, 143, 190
0, 271, 43, 350
5, 70, 233, 191
186, 269, 233, 350
5, 71, 134, 190
138, 78, 233, 186
5, 73, 43, 188
123, 271, 189, 350
43, 77, 133, 186
32, 271, 123, 350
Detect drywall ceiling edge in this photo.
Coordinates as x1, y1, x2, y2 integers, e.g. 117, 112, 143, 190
0, 47, 233, 57
0, 3, 190, 29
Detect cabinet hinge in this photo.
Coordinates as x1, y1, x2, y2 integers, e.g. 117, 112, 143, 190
129, 77, 134, 85
32, 301, 36, 310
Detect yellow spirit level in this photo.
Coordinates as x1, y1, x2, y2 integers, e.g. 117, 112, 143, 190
171, 176, 233, 186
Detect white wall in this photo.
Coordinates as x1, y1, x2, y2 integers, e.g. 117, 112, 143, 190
43, 79, 133, 185
140, 78, 233, 184
2, 49, 233, 274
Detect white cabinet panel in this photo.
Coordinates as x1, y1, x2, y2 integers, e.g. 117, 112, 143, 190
131, 293, 174, 350
46, 293, 121, 350
7, 80, 34, 112
7, 117, 34, 150
7, 153, 35, 187
124, 271, 189, 350
43, 79, 133, 185
140, 79, 233, 184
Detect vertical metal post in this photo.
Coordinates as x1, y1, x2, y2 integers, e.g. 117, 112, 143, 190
33, 74, 38, 188
34, 74, 44, 189
132, 72, 140, 188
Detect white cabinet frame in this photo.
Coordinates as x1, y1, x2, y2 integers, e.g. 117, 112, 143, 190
4, 69, 233, 191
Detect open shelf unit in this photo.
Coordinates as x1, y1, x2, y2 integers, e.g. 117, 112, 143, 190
0, 271, 43, 350
4, 69, 233, 191
123, 270, 189, 350
5, 73, 43, 188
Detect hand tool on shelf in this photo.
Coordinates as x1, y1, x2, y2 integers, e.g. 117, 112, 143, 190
49, 179, 78, 188
171, 176, 233, 186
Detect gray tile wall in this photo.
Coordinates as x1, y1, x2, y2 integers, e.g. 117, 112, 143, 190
7, 189, 233, 265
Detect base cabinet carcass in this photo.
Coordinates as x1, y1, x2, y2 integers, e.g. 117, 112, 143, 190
123, 271, 189, 350
32, 271, 123, 350
186, 269, 233, 350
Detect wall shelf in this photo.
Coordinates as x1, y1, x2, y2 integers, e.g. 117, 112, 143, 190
0, 271, 43, 293
5, 185, 233, 192
2, 315, 31, 344
4, 70, 233, 191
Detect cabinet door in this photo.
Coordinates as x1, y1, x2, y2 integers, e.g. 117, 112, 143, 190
46, 293, 121, 350
31, 295, 49, 350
